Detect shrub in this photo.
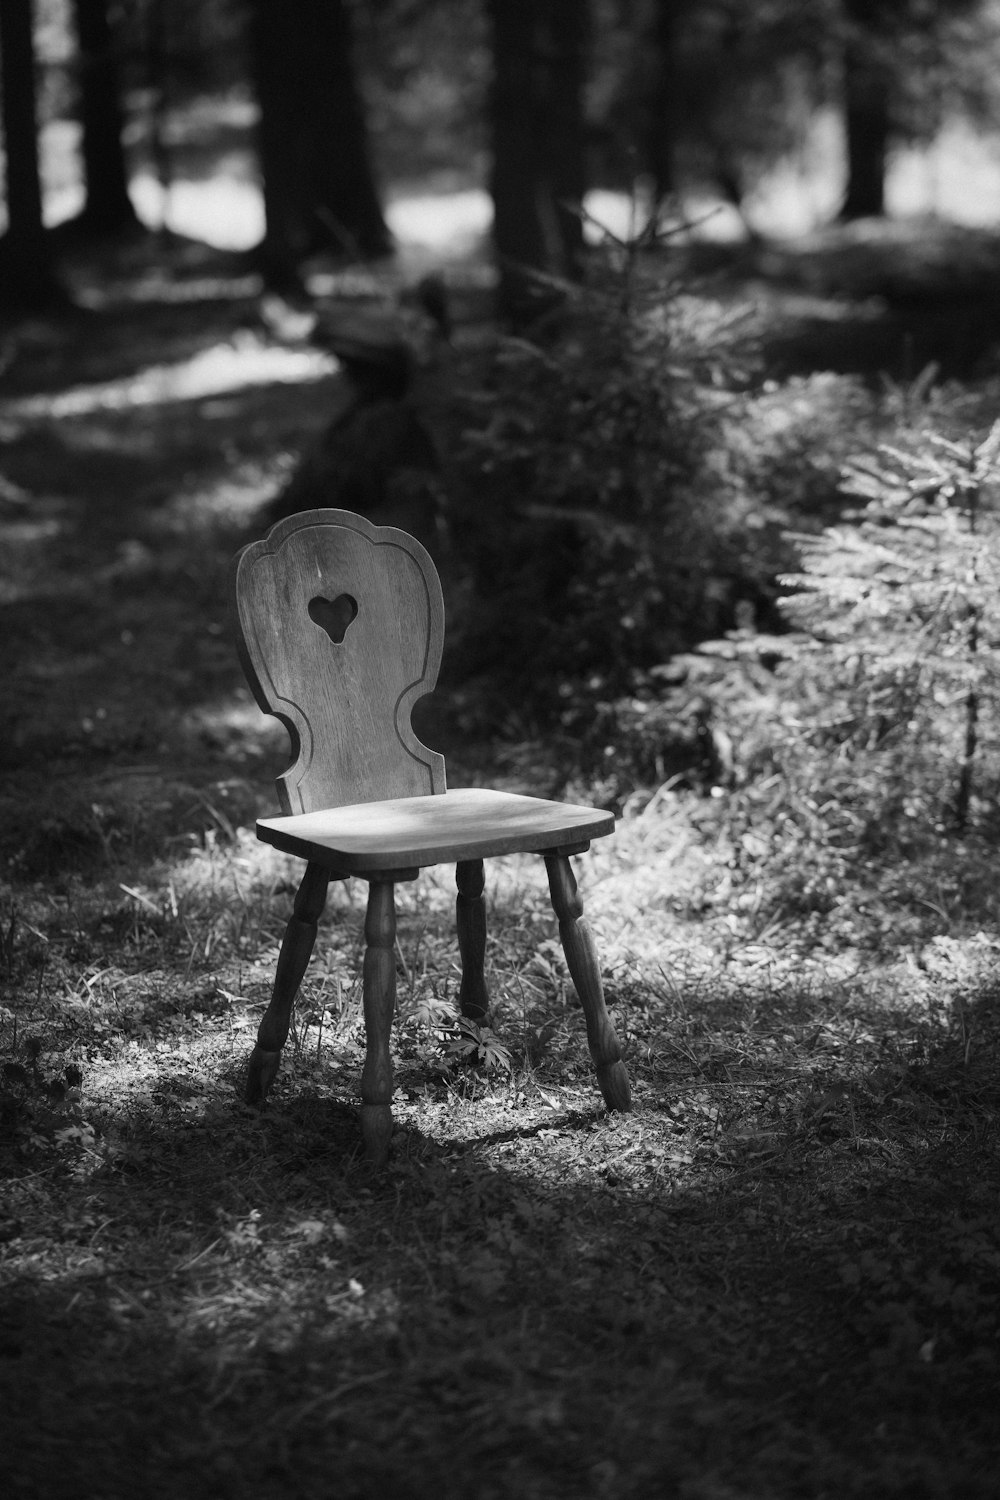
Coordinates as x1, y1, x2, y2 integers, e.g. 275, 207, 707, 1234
445, 237, 819, 732
783, 422, 1000, 833
666, 417, 1000, 950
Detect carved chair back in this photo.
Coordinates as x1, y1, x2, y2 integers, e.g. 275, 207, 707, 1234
231, 509, 446, 815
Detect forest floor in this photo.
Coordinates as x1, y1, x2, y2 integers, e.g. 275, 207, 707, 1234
1, 214, 1000, 1499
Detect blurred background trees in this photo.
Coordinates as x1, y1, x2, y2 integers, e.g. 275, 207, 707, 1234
249, 0, 390, 289
4, 0, 1000, 855
487, 0, 588, 320
69, 0, 138, 235
0, 0, 59, 305
3, 0, 1000, 309
837, 0, 993, 220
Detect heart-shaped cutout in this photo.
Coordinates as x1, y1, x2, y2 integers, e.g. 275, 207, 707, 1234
308, 593, 359, 645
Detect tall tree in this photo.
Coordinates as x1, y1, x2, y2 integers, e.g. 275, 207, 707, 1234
249, 0, 391, 289
838, 0, 987, 221
0, 0, 63, 307
488, 0, 547, 318
646, 0, 683, 201
543, 0, 588, 279
70, 0, 140, 234
839, 0, 896, 218
488, 0, 589, 324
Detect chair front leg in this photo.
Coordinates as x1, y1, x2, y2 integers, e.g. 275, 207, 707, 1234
544, 853, 631, 1113
360, 878, 397, 1165
456, 859, 490, 1022
246, 861, 330, 1105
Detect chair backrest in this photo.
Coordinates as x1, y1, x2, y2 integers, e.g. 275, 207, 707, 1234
231, 509, 446, 814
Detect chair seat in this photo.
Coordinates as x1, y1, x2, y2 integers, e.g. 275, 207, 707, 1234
256, 787, 615, 872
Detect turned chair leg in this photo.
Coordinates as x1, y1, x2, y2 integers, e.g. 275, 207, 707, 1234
544, 853, 631, 1113
246, 861, 330, 1105
456, 859, 490, 1022
360, 879, 397, 1165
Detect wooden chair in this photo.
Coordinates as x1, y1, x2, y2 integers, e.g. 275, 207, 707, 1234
231, 509, 631, 1163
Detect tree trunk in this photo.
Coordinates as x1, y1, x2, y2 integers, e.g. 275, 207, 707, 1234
487, 0, 547, 322
71, 0, 139, 234
539, 0, 588, 280
308, 0, 392, 261
840, 38, 890, 219
0, 0, 63, 307
488, 0, 588, 325
249, 0, 390, 291
647, 0, 681, 201
250, 0, 311, 287
839, 0, 901, 221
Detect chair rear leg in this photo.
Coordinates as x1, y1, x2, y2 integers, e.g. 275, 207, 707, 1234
544, 854, 631, 1113
246, 861, 330, 1105
361, 879, 397, 1165
456, 859, 490, 1022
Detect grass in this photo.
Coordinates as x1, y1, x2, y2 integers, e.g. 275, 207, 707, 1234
4, 844, 998, 1499
2, 226, 1000, 1500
